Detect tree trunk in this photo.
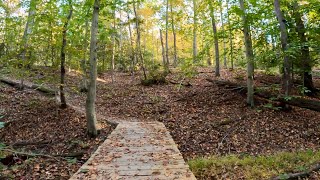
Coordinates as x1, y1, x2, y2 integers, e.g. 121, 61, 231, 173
274, 0, 292, 97
165, 0, 169, 69
60, 2, 73, 109
220, 0, 227, 68
111, 3, 116, 83
226, 0, 234, 70
292, 1, 316, 95
207, 47, 212, 66
209, 1, 220, 77
127, 4, 135, 80
80, 16, 89, 92
170, 5, 177, 67
86, 0, 99, 137
239, 0, 254, 107
133, 2, 147, 80
119, 10, 123, 70
20, 0, 37, 89
192, 0, 197, 63
160, 29, 166, 66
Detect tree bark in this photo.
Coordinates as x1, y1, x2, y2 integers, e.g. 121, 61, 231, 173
165, 0, 169, 68
80, 14, 89, 92
133, 2, 147, 80
192, 0, 197, 63
170, 5, 177, 66
239, 0, 254, 107
127, 4, 135, 80
60, 2, 73, 109
20, 0, 37, 89
220, 0, 227, 68
86, 0, 99, 137
226, 0, 234, 70
160, 29, 166, 66
274, 0, 292, 97
111, 2, 116, 83
292, 1, 316, 95
209, 1, 220, 77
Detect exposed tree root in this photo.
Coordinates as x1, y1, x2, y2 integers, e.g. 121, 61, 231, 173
272, 163, 320, 180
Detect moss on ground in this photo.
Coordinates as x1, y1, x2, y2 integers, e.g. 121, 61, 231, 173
188, 150, 320, 179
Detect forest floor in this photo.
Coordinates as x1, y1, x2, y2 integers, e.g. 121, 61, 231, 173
0, 82, 115, 179
1, 66, 320, 179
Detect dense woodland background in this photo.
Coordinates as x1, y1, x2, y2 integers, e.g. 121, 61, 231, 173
1, 0, 320, 179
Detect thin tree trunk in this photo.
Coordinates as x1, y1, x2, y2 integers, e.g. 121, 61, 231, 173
165, 0, 169, 68
293, 1, 315, 95
86, 0, 99, 137
111, 3, 116, 83
220, 0, 227, 68
274, 0, 292, 96
133, 2, 147, 80
160, 29, 166, 66
119, 10, 123, 69
170, 4, 177, 67
127, 7, 135, 80
20, 0, 36, 89
60, 2, 73, 109
226, 0, 234, 70
80, 16, 89, 92
239, 0, 254, 107
209, 1, 220, 77
207, 47, 212, 66
192, 0, 197, 63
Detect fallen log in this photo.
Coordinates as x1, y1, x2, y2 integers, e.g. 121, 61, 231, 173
272, 163, 320, 180
0, 77, 56, 96
206, 78, 320, 112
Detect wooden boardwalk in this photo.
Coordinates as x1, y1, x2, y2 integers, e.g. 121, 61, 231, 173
70, 122, 196, 180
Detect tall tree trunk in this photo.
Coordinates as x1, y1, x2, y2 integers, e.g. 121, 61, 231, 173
226, 0, 234, 70
192, 0, 197, 63
86, 0, 99, 137
60, 2, 73, 109
220, 0, 227, 68
160, 29, 166, 66
133, 2, 147, 80
127, 4, 135, 80
119, 10, 123, 69
239, 0, 254, 107
209, 1, 220, 77
274, 0, 292, 97
111, 3, 116, 83
80, 16, 89, 92
20, 0, 37, 89
170, 5, 177, 67
165, 0, 169, 69
293, 1, 315, 95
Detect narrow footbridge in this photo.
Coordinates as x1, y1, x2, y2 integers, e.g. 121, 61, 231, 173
70, 121, 196, 180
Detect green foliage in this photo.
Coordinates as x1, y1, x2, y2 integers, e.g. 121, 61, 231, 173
0, 122, 5, 129
297, 85, 312, 96
262, 103, 281, 111
189, 150, 320, 179
66, 157, 77, 165
178, 58, 197, 79
141, 63, 167, 86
